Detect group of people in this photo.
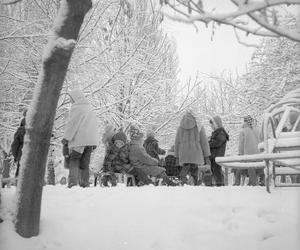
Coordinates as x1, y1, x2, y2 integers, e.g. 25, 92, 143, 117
98, 111, 230, 187
3, 89, 299, 188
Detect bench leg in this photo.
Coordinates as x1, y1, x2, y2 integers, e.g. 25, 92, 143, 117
265, 160, 271, 193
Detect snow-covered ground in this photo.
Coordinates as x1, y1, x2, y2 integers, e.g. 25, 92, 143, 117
0, 185, 299, 250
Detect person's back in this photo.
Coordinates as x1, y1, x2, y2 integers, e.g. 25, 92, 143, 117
129, 126, 176, 186
143, 131, 165, 161
239, 126, 260, 155
62, 89, 99, 188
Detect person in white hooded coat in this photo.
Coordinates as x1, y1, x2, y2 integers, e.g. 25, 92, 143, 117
62, 89, 99, 188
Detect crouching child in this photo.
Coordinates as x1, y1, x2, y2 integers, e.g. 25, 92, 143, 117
102, 130, 151, 186
129, 126, 176, 186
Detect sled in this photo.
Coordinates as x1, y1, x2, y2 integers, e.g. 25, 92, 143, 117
216, 88, 300, 193
97, 171, 136, 187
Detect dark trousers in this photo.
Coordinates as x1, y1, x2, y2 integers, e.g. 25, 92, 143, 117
211, 159, 224, 186
15, 160, 20, 177
68, 146, 92, 188
180, 163, 199, 185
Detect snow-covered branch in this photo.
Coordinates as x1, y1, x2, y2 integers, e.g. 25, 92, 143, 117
162, 0, 300, 42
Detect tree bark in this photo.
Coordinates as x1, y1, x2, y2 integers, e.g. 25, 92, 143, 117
15, 0, 92, 238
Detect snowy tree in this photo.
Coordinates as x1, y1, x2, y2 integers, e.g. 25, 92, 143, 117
11, 0, 93, 238
161, 0, 300, 43
237, 36, 300, 119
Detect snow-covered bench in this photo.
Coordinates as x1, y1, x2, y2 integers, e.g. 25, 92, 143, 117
216, 88, 300, 192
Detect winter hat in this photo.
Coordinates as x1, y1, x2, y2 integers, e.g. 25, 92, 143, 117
113, 131, 127, 144
130, 126, 144, 140
244, 115, 253, 128
146, 129, 155, 138
210, 115, 223, 128
180, 111, 197, 129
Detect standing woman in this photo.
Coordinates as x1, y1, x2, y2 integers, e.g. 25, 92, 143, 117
175, 111, 211, 185
237, 115, 260, 186
209, 116, 229, 186
62, 89, 99, 188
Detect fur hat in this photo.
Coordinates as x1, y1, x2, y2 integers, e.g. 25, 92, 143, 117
130, 126, 144, 140
113, 131, 127, 143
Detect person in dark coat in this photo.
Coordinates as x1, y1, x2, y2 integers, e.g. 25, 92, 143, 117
10, 117, 26, 177
209, 116, 229, 186
143, 130, 166, 162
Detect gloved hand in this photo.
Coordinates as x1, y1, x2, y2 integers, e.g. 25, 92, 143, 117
204, 156, 211, 166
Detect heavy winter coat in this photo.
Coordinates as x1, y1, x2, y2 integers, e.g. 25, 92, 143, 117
143, 136, 166, 160
64, 89, 99, 148
174, 112, 210, 166
103, 143, 131, 173
11, 118, 26, 163
129, 140, 158, 169
209, 116, 229, 159
239, 125, 260, 155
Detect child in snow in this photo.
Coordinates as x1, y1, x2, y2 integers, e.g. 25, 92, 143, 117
209, 116, 229, 186
129, 126, 176, 186
62, 89, 99, 188
164, 145, 181, 177
143, 129, 166, 163
102, 130, 153, 186
174, 111, 211, 185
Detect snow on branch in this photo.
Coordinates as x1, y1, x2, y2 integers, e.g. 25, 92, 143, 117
161, 0, 300, 42
0, 0, 23, 5
43, 37, 76, 61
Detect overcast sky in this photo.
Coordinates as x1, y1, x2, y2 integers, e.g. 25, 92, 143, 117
161, 0, 261, 82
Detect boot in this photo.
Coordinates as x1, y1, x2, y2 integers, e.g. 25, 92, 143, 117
161, 174, 177, 186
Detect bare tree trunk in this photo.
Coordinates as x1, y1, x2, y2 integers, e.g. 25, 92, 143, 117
15, 0, 92, 238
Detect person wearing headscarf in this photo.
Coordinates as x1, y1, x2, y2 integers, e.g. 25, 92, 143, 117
143, 129, 166, 162
209, 115, 229, 186
62, 89, 99, 188
174, 111, 211, 185
235, 115, 260, 186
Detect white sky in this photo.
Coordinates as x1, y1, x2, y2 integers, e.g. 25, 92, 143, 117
164, 21, 258, 81
161, 0, 261, 82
